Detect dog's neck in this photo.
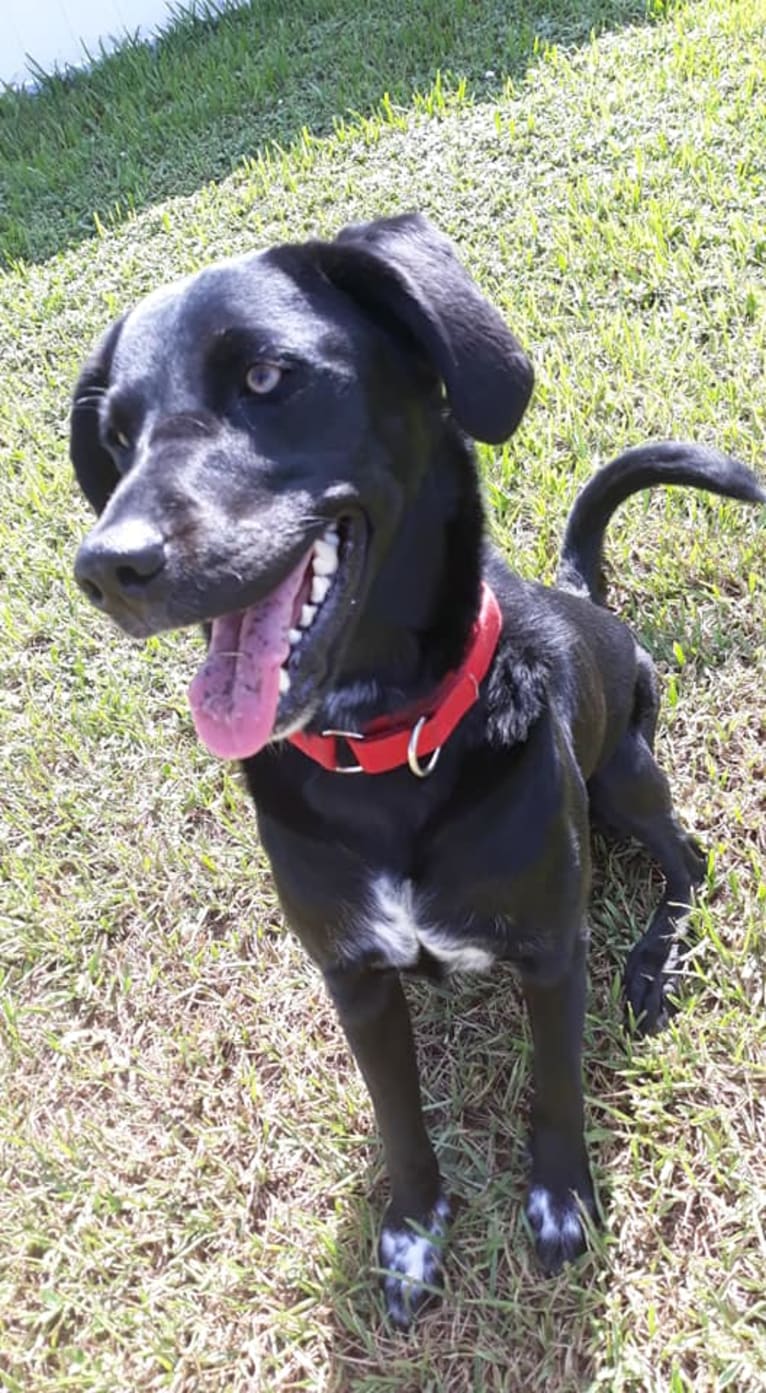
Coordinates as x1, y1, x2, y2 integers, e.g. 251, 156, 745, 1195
313, 426, 484, 732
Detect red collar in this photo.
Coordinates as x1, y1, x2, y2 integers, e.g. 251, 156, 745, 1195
288, 582, 502, 776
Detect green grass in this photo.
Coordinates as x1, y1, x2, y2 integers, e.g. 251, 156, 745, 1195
1, 0, 765, 1389
1, 0, 659, 268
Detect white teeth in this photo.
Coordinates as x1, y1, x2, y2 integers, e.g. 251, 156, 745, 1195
279, 668, 291, 695
292, 529, 339, 639
313, 538, 339, 575
310, 574, 331, 604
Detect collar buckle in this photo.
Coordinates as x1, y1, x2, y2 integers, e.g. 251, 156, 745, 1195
320, 728, 366, 774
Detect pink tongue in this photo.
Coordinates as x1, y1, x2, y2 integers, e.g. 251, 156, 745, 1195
187, 553, 310, 760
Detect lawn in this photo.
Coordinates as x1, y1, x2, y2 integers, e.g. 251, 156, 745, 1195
1, 0, 765, 1389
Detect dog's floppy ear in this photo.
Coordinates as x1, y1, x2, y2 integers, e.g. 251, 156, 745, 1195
70, 316, 126, 514
310, 212, 533, 444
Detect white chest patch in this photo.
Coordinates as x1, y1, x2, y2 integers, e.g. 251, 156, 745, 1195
365, 876, 495, 974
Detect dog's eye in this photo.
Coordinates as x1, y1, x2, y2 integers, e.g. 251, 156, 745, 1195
244, 362, 283, 396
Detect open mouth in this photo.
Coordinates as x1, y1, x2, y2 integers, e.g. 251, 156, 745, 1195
187, 517, 363, 760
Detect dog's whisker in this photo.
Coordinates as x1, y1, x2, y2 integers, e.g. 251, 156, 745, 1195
177, 413, 215, 434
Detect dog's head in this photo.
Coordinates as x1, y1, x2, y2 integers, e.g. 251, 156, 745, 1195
72, 213, 533, 759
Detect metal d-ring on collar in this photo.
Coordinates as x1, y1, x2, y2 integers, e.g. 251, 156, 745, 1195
407, 716, 441, 778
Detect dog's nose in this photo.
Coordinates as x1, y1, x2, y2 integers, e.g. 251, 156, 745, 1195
75, 519, 167, 610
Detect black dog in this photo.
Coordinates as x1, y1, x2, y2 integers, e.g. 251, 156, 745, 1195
70, 214, 764, 1328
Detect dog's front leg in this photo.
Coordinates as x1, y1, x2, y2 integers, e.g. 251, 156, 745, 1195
521, 933, 595, 1272
325, 963, 450, 1328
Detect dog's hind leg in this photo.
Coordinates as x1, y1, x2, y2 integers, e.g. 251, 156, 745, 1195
324, 963, 449, 1329
632, 646, 661, 751
588, 727, 706, 1034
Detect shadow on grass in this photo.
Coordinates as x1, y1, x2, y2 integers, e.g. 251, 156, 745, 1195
1, 0, 669, 268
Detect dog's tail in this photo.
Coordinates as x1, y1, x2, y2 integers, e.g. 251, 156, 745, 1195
557, 441, 765, 603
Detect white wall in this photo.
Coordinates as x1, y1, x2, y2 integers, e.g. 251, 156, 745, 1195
3, 0, 216, 89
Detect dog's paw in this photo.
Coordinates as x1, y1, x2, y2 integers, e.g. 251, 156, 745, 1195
525, 1184, 591, 1274
624, 952, 672, 1035
624, 843, 705, 1037
379, 1194, 451, 1330
623, 931, 685, 1036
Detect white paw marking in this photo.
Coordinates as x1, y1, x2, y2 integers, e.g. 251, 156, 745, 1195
379, 1195, 451, 1327
526, 1186, 584, 1245
662, 935, 682, 977
365, 876, 495, 974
